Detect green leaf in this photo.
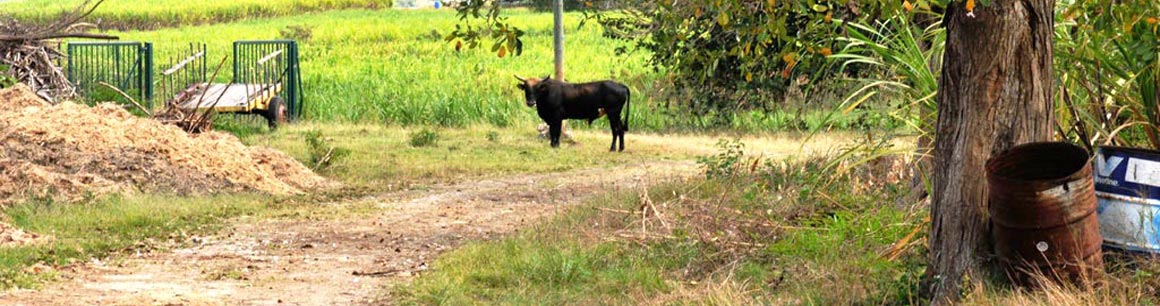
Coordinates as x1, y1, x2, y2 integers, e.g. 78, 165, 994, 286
717, 12, 730, 27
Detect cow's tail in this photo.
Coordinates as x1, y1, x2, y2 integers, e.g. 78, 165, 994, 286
623, 86, 631, 132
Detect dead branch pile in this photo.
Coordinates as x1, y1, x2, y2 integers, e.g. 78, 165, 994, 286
0, 84, 335, 205
0, 0, 118, 102
154, 83, 215, 133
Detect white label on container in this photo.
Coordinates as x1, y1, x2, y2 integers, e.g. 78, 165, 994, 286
1125, 158, 1160, 187
1097, 155, 1125, 177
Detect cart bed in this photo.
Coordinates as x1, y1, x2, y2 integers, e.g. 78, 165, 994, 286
177, 83, 282, 113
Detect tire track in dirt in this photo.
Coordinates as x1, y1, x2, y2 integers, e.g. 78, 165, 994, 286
0, 160, 698, 306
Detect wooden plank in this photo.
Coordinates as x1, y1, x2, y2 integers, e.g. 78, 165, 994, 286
162, 51, 205, 76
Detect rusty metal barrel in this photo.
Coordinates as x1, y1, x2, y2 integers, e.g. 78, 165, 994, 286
986, 142, 1103, 287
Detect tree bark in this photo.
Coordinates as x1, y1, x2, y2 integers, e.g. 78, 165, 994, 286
925, 0, 1055, 304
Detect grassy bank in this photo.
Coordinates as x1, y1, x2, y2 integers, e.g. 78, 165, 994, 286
394, 150, 928, 304
394, 140, 1160, 304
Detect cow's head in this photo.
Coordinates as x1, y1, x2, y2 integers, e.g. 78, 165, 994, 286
515, 74, 551, 107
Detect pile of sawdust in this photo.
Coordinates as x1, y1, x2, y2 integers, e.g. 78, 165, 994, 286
0, 84, 335, 204
0, 84, 50, 111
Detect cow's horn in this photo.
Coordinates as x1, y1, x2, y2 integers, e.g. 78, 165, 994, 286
513, 74, 527, 82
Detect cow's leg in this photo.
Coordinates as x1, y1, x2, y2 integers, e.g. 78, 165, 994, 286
548, 120, 563, 148
618, 122, 626, 152
619, 115, 628, 152
608, 127, 618, 152
607, 112, 623, 152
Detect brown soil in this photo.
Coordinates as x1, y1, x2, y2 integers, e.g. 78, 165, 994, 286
0, 160, 698, 305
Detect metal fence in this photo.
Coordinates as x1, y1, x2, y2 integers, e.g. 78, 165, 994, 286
66, 41, 153, 107
66, 40, 301, 120
234, 40, 302, 121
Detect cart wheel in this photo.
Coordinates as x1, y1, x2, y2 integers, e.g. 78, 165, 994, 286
264, 96, 288, 129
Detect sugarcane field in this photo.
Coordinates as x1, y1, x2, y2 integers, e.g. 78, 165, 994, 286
0, 0, 1159, 305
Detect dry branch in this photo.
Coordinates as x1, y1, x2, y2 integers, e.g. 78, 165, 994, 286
0, 0, 116, 101
97, 81, 151, 116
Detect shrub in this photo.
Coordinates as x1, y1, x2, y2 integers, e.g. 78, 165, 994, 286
696, 138, 746, 178
304, 129, 350, 171
409, 128, 439, 147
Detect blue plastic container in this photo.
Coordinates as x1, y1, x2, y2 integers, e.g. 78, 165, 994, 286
1095, 146, 1160, 252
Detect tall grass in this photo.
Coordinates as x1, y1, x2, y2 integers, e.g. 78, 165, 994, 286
1053, 0, 1160, 151
107, 9, 654, 128
103, 9, 900, 132
829, 14, 943, 137
0, 0, 392, 30
397, 146, 926, 304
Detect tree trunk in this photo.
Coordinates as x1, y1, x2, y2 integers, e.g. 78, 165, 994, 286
925, 0, 1055, 304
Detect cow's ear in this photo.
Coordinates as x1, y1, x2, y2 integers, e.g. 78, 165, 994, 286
517, 83, 527, 90
543, 75, 551, 81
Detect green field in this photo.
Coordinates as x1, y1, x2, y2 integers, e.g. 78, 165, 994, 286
2, 0, 899, 132
102, 8, 895, 132
110, 9, 659, 127
0, 0, 392, 30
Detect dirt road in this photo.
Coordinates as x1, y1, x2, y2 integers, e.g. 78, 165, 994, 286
0, 130, 871, 305
1, 160, 699, 306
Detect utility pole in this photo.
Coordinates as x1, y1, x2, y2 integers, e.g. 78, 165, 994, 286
553, 0, 568, 134
553, 0, 564, 81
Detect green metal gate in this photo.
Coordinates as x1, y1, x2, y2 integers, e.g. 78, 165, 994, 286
66, 41, 154, 107
233, 40, 302, 120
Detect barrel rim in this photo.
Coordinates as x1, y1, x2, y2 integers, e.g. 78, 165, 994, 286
986, 141, 1092, 185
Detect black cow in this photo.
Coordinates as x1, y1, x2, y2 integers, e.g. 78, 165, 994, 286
515, 75, 631, 152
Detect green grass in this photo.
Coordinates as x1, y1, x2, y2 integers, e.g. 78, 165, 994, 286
0, 0, 392, 30
0, 193, 267, 288
9, 1, 909, 133
402, 237, 669, 305
0, 186, 385, 289
109, 9, 652, 126
75, 8, 900, 133
238, 123, 706, 189
395, 151, 928, 304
